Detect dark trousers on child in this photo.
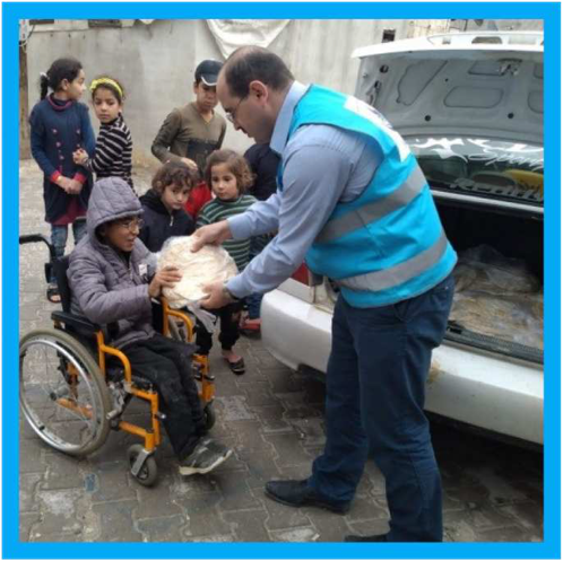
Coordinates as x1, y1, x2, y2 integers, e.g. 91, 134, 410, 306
195, 302, 243, 355
121, 334, 205, 460
50, 219, 87, 284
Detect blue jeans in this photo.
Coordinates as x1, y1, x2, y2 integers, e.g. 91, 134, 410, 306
49, 219, 87, 283
308, 274, 455, 542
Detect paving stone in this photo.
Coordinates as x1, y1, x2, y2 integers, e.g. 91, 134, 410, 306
91, 467, 137, 503
476, 526, 541, 542
19, 438, 49, 473
269, 526, 319, 542
135, 514, 186, 542
266, 433, 316, 468
20, 512, 41, 542
20, 473, 44, 513
223, 509, 270, 542
215, 395, 256, 422
310, 512, 351, 542
260, 490, 311, 530
346, 495, 389, 521
42, 453, 85, 490
345, 518, 390, 539
252, 403, 292, 432
238, 447, 283, 490
498, 501, 544, 532
33, 488, 87, 536
91, 499, 143, 542
176, 493, 232, 537
214, 470, 263, 512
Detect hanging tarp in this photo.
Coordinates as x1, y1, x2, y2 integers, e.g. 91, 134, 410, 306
206, 19, 290, 59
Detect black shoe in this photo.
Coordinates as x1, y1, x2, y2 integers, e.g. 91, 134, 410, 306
264, 479, 350, 514
344, 534, 387, 542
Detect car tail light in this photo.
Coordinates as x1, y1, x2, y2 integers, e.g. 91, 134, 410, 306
291, 263, 310, 285
291, 263, 323, 287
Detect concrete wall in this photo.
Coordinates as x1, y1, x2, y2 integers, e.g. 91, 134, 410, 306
450, 19, 544, 32
26, 19, 450, 168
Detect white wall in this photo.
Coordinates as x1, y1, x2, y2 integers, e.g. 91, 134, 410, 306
26, 19, 450, 168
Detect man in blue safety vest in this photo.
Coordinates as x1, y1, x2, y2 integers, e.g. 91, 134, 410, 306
193, 46, 457, 542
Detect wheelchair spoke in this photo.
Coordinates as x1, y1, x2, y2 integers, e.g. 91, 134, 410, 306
20, 330, 111, 455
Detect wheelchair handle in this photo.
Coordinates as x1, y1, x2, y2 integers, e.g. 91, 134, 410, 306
19, 233, 56, 260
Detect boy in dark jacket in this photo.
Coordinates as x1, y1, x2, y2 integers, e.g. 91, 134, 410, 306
68, 177, 232, 475
139, 161, 199, 252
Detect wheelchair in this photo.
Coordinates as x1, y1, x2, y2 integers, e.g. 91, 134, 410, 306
19, 234, 216, 487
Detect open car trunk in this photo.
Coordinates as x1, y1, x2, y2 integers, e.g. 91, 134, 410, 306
350, 34, 544, 366
437, 200, 543, 365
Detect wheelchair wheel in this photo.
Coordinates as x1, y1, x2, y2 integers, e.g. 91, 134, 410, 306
203, 403, 216, 430
128, 444, 158, 487
19, 328, 112, 456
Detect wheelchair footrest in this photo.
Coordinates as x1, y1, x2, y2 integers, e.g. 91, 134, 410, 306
131, 376, 155, 391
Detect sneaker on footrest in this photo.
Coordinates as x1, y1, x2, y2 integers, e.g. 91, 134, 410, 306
178, 438, 232, 476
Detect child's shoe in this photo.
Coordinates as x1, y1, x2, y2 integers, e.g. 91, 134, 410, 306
178, 438, 232, 476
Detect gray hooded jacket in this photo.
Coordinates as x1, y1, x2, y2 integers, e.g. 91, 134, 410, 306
68, 177, 157, 349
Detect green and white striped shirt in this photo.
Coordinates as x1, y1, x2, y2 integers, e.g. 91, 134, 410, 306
197, 195, 257, 271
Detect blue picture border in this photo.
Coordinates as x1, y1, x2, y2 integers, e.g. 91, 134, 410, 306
1, 1, 562, 560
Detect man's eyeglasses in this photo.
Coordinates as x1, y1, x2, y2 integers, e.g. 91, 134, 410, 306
225, 94, 248, 124
115, 217, 144, 232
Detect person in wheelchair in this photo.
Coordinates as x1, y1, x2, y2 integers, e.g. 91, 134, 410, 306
67, 176, 232, 476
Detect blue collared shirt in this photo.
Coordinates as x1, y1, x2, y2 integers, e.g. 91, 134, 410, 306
226, 81, 382, 297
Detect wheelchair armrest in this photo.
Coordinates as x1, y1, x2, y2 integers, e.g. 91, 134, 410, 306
51, 311, 121, 344
160, 297, 195, 340
51, 311, 101, 335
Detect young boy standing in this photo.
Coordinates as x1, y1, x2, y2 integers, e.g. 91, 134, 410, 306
138, 161, 199, 253
151, 60, 227, 219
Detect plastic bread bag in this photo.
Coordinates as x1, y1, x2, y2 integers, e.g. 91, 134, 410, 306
450, 244, 543, 349
453, 244, 541, 294
450, 290, 543, 350
157, 236, 238, 332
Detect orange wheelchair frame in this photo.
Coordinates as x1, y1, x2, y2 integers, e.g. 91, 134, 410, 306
19, 234, 215, 486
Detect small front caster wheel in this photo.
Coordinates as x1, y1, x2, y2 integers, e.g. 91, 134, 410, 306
128, 444, 158, 487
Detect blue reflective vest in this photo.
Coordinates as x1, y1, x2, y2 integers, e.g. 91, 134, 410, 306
280, 85, 457, 307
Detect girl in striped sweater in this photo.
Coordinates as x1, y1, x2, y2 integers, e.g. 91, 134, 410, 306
196, 149, 256, 374
73, 76, 134, 190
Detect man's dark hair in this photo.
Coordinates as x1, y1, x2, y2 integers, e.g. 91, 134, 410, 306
223, 46, 294, 98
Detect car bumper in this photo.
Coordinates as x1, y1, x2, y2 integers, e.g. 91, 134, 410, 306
262, 288, 543, 445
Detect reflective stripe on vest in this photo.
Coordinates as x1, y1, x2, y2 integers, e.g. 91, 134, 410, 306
336, 230, 448, 292
315, 166, 427, 245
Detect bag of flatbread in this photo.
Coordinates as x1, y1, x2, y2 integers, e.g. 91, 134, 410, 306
453, 244, 540, 294
157, 236, 238, 308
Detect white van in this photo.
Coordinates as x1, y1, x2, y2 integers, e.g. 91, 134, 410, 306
261, 32, 544, 445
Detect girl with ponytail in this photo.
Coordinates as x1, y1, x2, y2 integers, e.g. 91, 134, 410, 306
29, 57, 96, 303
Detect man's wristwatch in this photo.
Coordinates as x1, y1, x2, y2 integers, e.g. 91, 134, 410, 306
222, 282, 240, 304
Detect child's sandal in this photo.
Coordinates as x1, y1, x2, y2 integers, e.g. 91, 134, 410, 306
225, 357, 245, 375
46, 283, 61, 304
